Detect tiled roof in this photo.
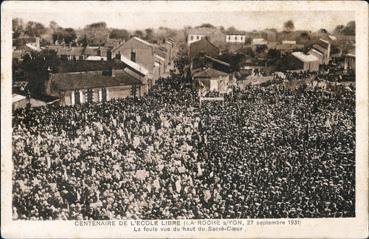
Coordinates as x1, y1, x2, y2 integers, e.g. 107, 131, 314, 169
292, 52, 319, 62
312, 44, 327, 54
205, 55, 230, 67
252, 38, 267, 45
50, 70, 142, 91
120, 55, 149, 76
12, 94, 26, 103
192, 67, 229, 78
48, 46, 84, 56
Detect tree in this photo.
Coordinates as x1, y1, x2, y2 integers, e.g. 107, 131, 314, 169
49, 21, 60, 31
342, 21, 355, 35
266, 49, 281, 66
12, 18, 24, 39
283, 20, 295, 32
134, 30, 144, 38
333, 25, 345, 35
77, 35, 88, 47
218, 26, 225, 33
197, 23, 215, 28
227, 26, 238, 33
144, 28, 154, 42
52, 27, 77, 44
318, 28, 328, 34
20, 49, 60, 97
82, 22, 109, 46
109, 29, 130, 40
86, 22, 107, 29
25, 21, 46, 37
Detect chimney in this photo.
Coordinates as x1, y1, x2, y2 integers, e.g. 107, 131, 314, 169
35, 37, 40, 50
107, 49, 112, 61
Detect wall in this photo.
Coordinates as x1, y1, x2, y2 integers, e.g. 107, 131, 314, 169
113, 38, 154, 72
187, 34, 206, 45
189, 39, 219, 60
226, 35, 246, 43
61, 85, 141, 106
13, 99, 29, 110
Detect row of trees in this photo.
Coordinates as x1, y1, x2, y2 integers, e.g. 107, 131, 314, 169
13, 18, 182, 47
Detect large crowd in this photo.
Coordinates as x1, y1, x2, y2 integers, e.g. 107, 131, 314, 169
12, 72, 355, 220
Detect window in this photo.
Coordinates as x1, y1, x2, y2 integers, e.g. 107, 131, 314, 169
101, 88, 107, 102
197, 36, 200, 40
235, 36, 238, 41
74, 90, 81, 105
131, 49, 136, 62
228, 36, 231, 41
190, 36, 194, 41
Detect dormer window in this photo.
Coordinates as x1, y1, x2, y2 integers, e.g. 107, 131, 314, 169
131, 49, 136, 62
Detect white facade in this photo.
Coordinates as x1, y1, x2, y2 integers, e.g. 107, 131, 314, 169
226, 34, 246, 43
187, 34, 206, 45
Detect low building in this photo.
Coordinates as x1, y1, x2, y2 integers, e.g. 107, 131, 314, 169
344, 50, 355, 72
192, 54, 231, 74
12, 94, 28, 110
189, 38, 219, 61
192, 67, 231, 95
12, 93, 47, 110
83, 46, 108, 61
291, 52, 320, 72
45, 69, 143, 106
252, 38, 268, 52
48, 46, 85, 60
252, 38, 268, 46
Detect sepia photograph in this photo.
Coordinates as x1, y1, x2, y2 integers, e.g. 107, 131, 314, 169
1, 1, 368, 238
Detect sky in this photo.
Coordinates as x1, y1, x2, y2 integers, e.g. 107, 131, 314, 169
12, 4, 355, 32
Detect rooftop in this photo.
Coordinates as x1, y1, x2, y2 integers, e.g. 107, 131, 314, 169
120, 55, 149, 76
50, 70, 142, 91
292, 52, 319, 63
252, 38, 267, 45
12, 94, 26, 103
192, 67, 229, 78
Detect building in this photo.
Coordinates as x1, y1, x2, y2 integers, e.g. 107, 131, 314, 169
291, 52, 320, 72
83, 46, 108, 61
261, 29, 278, 42
308, 39, 331, 65
12, 94, 28, 110
252, 38, 268, 46
186, 27, 219, 46
270, 41, 304, 54
48, 46, 85, 60
105, 38, 124, 49
12, 93, 48, 110
112, 37, 168, 81
252, 38, 268, 52
192, 67, 231, 96
189, 38, 219, 61
45, 69, 143, 106
225, 31, 246, 43
344, 50, 355, 72
192, 54, 231, 74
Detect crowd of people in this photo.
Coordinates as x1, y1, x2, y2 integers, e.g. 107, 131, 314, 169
12, 71, 355, 220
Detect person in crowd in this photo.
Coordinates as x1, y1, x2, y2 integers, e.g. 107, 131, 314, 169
12, 71, 355, 220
